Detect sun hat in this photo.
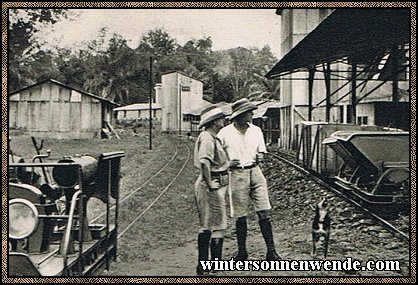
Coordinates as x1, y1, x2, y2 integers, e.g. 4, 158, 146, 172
229, 98, 258, 120
198, 105, 225, 129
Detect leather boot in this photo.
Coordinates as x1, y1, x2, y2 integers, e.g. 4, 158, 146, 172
234, 217, 248, 261
210, 238, 224, 260
210, 238, 224, 275
259, 218, 282, 261
196, 230, 211, 275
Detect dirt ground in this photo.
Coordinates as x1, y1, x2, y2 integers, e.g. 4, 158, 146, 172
9, 132, 412, 280
99, 133, 411, 279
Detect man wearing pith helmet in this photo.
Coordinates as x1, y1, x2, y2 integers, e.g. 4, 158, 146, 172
218, 98, 282, 261
194, 105, 229, 275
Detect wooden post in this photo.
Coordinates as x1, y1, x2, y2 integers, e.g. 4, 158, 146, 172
391, 45, 400, 102
149, 56, 153, 150
308, 68, 315, 121
351, 61, 357, 124
324, 63, 331, 122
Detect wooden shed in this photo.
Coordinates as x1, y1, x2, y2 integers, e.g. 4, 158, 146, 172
9, 79, 119, 139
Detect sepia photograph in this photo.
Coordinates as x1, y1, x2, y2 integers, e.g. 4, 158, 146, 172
3, 2, 415, 283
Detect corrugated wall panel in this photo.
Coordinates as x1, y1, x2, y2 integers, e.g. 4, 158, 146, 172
59, 102, 71, 132
50, 101, 61, 132
70, 102, 81, 135
9, 102, 17, 128
80, 96, 91, 130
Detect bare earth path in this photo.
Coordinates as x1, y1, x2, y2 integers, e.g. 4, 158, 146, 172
100, 134, 410, 278
10, 132, 410, 279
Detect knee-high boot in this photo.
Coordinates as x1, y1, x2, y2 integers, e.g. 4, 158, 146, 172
259, 218, 281, 261
235, 217, 248, 261
210, 238, 224, 260
196, 230, 211, 275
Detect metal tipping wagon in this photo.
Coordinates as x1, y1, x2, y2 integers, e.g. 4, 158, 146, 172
322, 131, 409, 216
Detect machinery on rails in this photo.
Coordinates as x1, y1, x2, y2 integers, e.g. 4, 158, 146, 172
322, 130, 409, 216
8, 137, 125, 276
294, 122, 410, 217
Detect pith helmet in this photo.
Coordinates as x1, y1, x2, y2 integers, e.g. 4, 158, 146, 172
198, 105, 225, 129
229, 98, 258, 120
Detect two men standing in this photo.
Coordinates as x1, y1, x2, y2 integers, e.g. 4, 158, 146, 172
194, 98, 281, 275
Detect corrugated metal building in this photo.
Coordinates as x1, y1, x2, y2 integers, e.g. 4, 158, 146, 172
160, 71, 205, 133
114, 83, 163, 122
9, 79, 119, 139
114, 103, 162, 121
266, 9, 410, 149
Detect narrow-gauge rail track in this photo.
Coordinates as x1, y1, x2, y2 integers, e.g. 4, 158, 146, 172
117, 143, 191, 239
265, 151, 410, 242
7, 134, 194, 277
90, 141, 192, 240
90, 144, 180, 224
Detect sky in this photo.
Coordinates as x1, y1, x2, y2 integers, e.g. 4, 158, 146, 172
37, 9, 282, 57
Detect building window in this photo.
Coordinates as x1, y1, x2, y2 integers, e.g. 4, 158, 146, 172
138, 110, 141, 117
357, 116, 368, 125
124, 111, 127, 118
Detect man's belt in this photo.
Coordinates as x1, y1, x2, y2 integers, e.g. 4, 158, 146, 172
211, 170, 229, 176
210, 170, 229, 187
229, 163, 257, 170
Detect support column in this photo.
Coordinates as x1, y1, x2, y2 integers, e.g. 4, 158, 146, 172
391, 45, 400, 102
149, 56, 153, 150
351, 61, 357, 124
324, 63, 331, 122
308, 68, 315, 121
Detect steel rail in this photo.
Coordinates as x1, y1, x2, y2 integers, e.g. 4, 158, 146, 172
90, 144, 180, 224
117, 143, 191, 239
265, 151, 409, 242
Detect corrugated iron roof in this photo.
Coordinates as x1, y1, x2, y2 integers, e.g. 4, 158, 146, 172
9, 79, 120, 106
252, 101, 282, 119
266, 9, 410, 78
114, 103, 161, 111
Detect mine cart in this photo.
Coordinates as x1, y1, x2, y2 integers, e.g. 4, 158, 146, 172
323, 131, 409, 215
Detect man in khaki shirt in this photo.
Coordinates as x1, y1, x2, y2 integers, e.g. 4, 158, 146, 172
194, 105, 229, 275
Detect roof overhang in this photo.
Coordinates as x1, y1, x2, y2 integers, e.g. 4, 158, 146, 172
266, 9, 410, 79
10, 79, 120, 106
114, 103, 161, 111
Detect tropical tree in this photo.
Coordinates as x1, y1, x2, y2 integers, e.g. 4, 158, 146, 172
247, 46, 280, 100
9, 9, 69, 91
137, 28, 178, 61
9, 12, 279, 106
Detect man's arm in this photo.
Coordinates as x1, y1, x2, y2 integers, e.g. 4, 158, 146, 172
200, 158, 220, 191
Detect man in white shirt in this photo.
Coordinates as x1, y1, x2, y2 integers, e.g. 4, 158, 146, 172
218, 98, 281, 261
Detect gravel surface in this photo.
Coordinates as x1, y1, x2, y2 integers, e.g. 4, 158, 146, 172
9, 133, 412, 279
101, 136, 411, 278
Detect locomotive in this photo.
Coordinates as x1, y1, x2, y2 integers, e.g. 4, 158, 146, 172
8, 141, 125, 276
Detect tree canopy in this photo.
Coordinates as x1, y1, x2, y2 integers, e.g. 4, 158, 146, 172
9, 9, 279, 105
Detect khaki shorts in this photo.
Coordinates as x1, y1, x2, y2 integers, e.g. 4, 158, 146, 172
195, 175, 228, 231
229, 166, 271, 218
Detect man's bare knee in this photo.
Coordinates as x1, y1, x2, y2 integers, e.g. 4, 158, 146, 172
257, 210, 270, 220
